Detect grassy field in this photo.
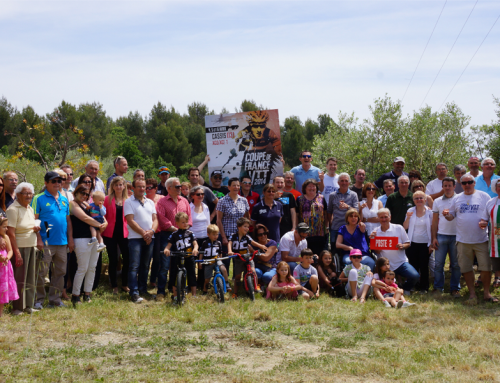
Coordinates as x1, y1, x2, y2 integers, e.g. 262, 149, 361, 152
1, 279, 500, 383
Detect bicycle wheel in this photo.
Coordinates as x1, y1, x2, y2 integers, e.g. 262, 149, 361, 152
246, 274, 255, 301
215, 276, 225, 304
177, 271, 186, 305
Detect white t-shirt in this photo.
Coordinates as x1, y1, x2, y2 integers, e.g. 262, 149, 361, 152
450, 190, 490, 244
323, 174, 339, 206
278, 230, 308, 261
374, 223, 410, 270
426, 178, 443, 196
124, 196, 157, 239
466, 170, 483, 177
190, 202, 210, 239
432, 195, 457, 235
293, 264, 318, 286
483, 197, 500, 221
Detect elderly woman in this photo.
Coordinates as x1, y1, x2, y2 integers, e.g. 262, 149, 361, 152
403, 190, 434, 294
253, 223, 279, 286
251, 183, 283, 242
296, 178, 328, 255
359, 182, 383, 235
411, 180, 433, 208
69, 185, 108, 305
6, 183, 43, 315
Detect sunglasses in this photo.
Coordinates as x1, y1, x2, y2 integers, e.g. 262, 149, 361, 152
414, 185, 424, 189
366, 187, 376, 191
146, 186, 155, 190
81, 192, 90, 197
257, 232, 268, 237
350, 255, 362, 259
242, 181, 251, 185
414, 197, 424, 200
195, 193, 205, 197
50, 179, 63, 184
461, 181, 474, 185
83, 180, 92, 184
174, 185, 182, 189
0, 184, 3, 187
302, 155, 312, 158
266, 190, 276, 193
213, 176, 222, 180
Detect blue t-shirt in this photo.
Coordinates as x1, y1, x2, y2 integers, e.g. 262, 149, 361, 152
31, 190, 69, 246
290, 165, 321, 194
251, 200, 283, 242
338, 225, 369, 255
475, 174, 500, 198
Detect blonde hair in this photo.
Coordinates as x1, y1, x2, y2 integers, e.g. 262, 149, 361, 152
108, 176, 128, 201
92, 191, 105, 201
0, 217, 8, 237
413, 190, 426, 199
53, 169, 67, 180
207, 224, 219, 235
175, 212, 189, 222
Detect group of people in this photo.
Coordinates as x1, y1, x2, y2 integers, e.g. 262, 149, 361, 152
0, 151, 499, 315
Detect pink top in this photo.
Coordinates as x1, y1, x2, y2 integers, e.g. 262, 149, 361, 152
380, 281, 398, 296
102, 196, 129, 238
266, 281, 299, 300
156, 195, 192, 232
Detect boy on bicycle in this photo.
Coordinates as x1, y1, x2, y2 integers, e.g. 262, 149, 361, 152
199, 224, 231, 294
228, 217, 267, 298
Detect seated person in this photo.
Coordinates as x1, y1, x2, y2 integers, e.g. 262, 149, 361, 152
292, 249, 319, 300
339, 249, 373, 303
266, 261, 302, 300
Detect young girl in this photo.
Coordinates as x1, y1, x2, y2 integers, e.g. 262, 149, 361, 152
380, 271, 404, 308
372, 257, 413, 308
339, 249, 373, 303
266, 261, 302, 300
317, 250, 342, 296
0, 217, 19, 317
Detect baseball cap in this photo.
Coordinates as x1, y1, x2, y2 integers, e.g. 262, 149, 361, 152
349, 249, 362, 256
44, 171, 62, 182
393, 157, 405, 163
158, 166, 170, 175
296, 223, 310, 233
211, 170, 223, 178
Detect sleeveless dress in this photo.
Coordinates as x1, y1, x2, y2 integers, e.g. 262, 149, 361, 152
0, 249, 19, 304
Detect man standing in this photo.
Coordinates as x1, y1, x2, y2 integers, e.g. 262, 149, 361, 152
187, 167, 218, 221
453, 165, 466, 194
71, 160, 105, 193
278, 223, 309, 273
283, 171, 301, 199
466, 156, 482, 178
32, 171, 74, 309
378, 179, 395, 207
206, 170, 229, 198
273, 176, 297, 235
321, 157, 339, 206
157, 166, 170, 196
327, 173, 359, 254
239, 176, 259, 218
425, 163, 448, 200
155, 177, 192, 301
124, 179, 158, 303
445, 174, 495, 304
385, 176, 414, 225
290, 151, 324, 194
475, 158, 500, 198
431, 177, 461, 297
350, 169, 365, 201
60, 165, 75, 195
374, 157, 409, 192
3, 171, 18, 209
107, 156, 128, 193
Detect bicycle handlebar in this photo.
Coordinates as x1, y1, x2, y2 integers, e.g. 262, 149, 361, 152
195, 254, 237, 264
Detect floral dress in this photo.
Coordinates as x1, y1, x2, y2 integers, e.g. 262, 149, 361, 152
296, 194, 327, 236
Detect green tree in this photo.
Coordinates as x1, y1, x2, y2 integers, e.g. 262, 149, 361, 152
281, 116, 308, 167
238, 99, 267, 113
472, 96, 500, 162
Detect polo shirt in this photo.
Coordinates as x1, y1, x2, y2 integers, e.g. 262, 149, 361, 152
374, 171, 409, 192
123, 195, 157, 240
31, 190, 69, 246
475, 174, 500, 198
251, 200, 283, 242
379, 194, 389, 207
327, 189, 359, 231
240, 190, 260, 217
5, 193, 15, 209
290, 164, 321, 194
276, 191, 297, 235
385, 191, 414, 225
374, 223, 410, 270
6, 200, 37, 247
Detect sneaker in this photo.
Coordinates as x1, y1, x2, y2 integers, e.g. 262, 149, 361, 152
131, 294, 143, 304
88, 238, 98, 246
451, 290, 461, 299
139, 291, 155, 300
48, 301, 67, 308
402, 302, 415, 308
24, 307, 39, 314
33, 302, 43, 310
256, 284, 262, 294
383, 300, 391, 308
404, 290, 411, 296
232, 293, 238, 299
97, 243, 106, 252
172, 296, 178, 305
83, 295, 91, 303
11, 310, 24, 316
396, 300, 404, 309
71, 295, 81, 306
156, 294, 165, 302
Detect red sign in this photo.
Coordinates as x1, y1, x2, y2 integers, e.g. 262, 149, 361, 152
370, 237, 399, 250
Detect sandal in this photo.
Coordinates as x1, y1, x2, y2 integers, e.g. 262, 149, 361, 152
474, 277, 482, 287
359, 297, 366, 304
493, 277, 500, 289
485, 296, 499, 303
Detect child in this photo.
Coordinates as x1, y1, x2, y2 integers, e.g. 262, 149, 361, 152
339, 249, 372, 303
0, 218, 19, 317
379, 271, 405, 308
199, 224, 230, 294
317, 250, 343, 296
228, 217, 267, 298
372, 257, 413, 308
164, 212, 199, 302
180, 182, 191, 199
266, 261, 302, 300
292, 249, 319, 300
88, 191, 107, 252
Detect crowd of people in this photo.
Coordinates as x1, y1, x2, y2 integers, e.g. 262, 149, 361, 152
1, 151, 499, 315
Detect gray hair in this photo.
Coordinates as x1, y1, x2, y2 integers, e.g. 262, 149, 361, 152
453, 164, 466, 173
377, 208, 391, 217
85, 160, 99, 168
398, 175, 410, 185
481, 157, 496, 167
189, 185, 204, 198
338, 172, 351, 182
166, 177, 180, 188
436, 162, 447, 169
15, 182, 34, 195
284, 171, 294, 179
461, 174, 475, 182
133, 169, 145, 178
383, 179, 395, 187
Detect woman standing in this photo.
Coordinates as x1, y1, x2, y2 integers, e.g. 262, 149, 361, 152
296, 179, 328, 255
359, 182, 383, 236
253, 224, 279, 287
0, 176, 7, 218
411, 180, 434, 209
102, 177, 130, 294
69, 185, 108, 304
403, 191, 433, 294
190, 186, 211, 288
251, 184, 283, 242
6, 183, 43, 314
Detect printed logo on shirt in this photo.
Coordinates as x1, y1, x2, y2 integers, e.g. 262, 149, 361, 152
279, 197, 289, 205
46, 203, 51, 206
259, 209, 266, 214
176, 238, 193, 250
458, 204, 480, 214
250, 199, 255, 204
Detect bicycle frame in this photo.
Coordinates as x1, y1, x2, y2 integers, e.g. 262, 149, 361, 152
195, 255, 236, 301
236, 252, 258, 299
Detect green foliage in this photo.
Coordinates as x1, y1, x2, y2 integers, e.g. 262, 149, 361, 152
472, 96, 500, 162
238, 99, 266, 112
281, 116, 309, 167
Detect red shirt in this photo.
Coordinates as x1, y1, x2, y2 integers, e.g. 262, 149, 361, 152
156, 195, 192, 232
240, 190, 260, 233
285, 188, 301, 200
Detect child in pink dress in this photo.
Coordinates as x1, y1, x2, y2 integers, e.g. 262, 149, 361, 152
266, 261, 302, 300
0, 217, 19, 317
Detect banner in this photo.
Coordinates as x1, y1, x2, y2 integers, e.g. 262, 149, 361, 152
370, 237, 399, 250
204, 109, 283, 194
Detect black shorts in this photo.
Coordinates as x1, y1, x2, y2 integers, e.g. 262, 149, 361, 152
298, 280, 318, 295
168, 256, 197, 289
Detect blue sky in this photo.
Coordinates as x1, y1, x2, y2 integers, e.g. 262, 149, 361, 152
1, 0, 499, 127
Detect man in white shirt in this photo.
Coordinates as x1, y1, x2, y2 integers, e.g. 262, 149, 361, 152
426, 163, 448, 200
431, 177, 460, 297
321, 157, 339, 206
71, 160, 106, 193
278, 223, 309, 273
445, 174, 495, 304
466, 156, 482, 178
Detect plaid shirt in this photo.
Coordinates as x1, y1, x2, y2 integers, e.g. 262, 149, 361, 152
216, 194, 249, 238
156, 195, 192, 232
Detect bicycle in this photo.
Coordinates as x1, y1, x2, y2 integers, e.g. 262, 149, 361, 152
235, 252, 258, 301
195, 255, 236, 303
168, 251, 194, 306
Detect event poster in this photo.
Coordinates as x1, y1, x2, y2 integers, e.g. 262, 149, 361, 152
204, 109, 283, 194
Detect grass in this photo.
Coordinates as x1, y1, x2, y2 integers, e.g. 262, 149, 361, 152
1, 274, 500, 382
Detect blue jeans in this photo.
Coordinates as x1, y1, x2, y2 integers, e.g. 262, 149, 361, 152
342, 254, 376, 271
255, 264, 277, 287
434, 234, 461, 291
394, 262, 420, 291
157, 232, 172, 295
128, 238, 154, 296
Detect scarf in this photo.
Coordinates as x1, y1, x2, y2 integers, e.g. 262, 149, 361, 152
489, 198, 500, 258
